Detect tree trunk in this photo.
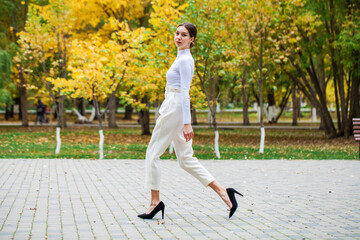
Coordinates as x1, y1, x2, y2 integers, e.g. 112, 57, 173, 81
93, 97, 104, 159
317, 101, 336, 137
58, 29, 67, 128
108, 93, 117, 128
17, 65, 28, 127
210, 76, 216, 104
242, 74, 250, 125
274, 87, 291, 123
265, 89, 280, 123
292, 84, 298, 126
318, 56, 327, 131
328, 0, 345, 136
326, 2, 341, 133
60, 96, 66, 128
78, 98, 86, 116
329, 0, 349, 137
94, 98, 102, 128
349, 59, 360, 136
297, 94, 302, 118
338, 65, 348, 137
199, 73, 220, 159
56, 95, 62, 128
5, 104, 13, 120
54, 94, 63, 154
259, 34, 265, 154
54, 94, 66, 128
267, 90, 276, 106
284, 55, 337, 138
43, 79, 62, 154
11, 1, 29, 126
10, 104, 14, 118
191, 107, 198, 125
139, 96, 150, 135
14, 97, 21, 120
333, 72, 341, 131
123, 104, 133, 120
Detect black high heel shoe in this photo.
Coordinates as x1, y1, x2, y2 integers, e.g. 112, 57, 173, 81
138, 201, 165, 219
226, 188, 243, 218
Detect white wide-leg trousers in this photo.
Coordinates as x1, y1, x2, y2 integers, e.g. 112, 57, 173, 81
145, 87, 215, 190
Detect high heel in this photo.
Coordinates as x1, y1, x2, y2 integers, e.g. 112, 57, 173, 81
138, 201, 165, 219
226, 188, 243, 218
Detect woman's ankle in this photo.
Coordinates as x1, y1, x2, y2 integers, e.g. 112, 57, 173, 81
150, 200, 161, 206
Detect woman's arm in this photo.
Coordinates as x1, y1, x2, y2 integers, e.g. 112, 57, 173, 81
179, 57, 194, 125
179, 57, 195, 142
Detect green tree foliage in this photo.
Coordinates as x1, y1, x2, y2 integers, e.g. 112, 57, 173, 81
0, 51, 13, 108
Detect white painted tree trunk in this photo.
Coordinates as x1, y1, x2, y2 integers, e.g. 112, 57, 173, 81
259, 127, 265, 154
208, 109, 212, 124
55, 127, 61, 154
264, 106, 280, 122
169, 141, 174, 154
72, 108, 88, 122
257, 106, 261, 123
215, 130, 220, 159
312, 107, 317, 122
89, 107, 96, 122
99, 130, 104, 160
103, 110, 107, 123
155, 107, 159, 121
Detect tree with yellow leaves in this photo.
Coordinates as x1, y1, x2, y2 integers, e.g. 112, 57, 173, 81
67, 0, 151, 129
17, 0, 74, 154
50, 19, 147, 159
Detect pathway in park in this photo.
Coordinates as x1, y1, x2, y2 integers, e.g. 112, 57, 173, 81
0, 159, 359, 239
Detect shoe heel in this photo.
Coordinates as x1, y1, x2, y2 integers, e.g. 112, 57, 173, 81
161, 206, 165, 219
234, 189, 244, 197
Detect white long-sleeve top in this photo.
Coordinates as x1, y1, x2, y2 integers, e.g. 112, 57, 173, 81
166, 49, 194, 124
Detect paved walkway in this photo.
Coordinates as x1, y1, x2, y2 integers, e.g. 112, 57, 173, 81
0, 159, 359, 239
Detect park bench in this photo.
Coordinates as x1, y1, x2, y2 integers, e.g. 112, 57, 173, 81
353, 118, 360, 159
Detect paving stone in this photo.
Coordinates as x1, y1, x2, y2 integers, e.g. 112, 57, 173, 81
0, 159, 359, 239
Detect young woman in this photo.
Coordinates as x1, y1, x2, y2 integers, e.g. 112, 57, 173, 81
137, 22, 243, 220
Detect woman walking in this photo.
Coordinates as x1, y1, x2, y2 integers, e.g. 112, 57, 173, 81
137, 22, 243, 220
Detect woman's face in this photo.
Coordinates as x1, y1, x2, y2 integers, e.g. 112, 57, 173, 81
174, 26, 194, 50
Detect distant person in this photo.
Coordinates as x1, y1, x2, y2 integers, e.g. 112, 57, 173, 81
44, 106, 50, 123
137, 22, 243, 220
35, 99, 45, 125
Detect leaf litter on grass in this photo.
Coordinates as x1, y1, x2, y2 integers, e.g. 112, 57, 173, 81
0, 126, 357, 159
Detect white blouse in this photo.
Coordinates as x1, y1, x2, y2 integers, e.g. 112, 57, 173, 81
166, 49, 194, 124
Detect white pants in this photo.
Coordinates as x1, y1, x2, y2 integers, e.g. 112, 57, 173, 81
145, 87, 215, 190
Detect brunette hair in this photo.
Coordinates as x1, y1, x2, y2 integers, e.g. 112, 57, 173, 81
177, 22, 197, 48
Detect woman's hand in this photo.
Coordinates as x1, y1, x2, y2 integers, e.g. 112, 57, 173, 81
183, 124, 194, 142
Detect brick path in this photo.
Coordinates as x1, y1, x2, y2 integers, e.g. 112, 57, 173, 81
0, 159, 359, 239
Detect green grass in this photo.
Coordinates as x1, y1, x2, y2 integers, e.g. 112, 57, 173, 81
0, 126, 358, 160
